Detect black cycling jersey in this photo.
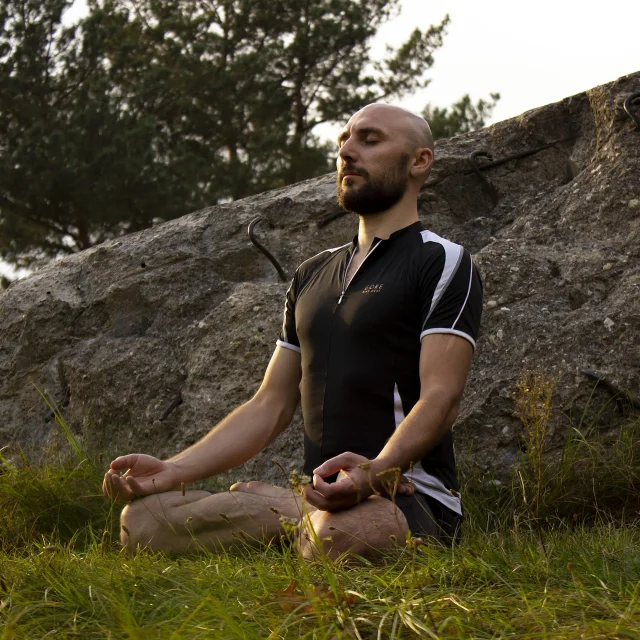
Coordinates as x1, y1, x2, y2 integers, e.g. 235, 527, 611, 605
277, 221, 483, 514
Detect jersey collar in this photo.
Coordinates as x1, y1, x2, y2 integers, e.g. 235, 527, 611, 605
348, 220, 423, 252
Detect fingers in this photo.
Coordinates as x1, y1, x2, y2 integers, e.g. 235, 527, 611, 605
313, 473, 359, 497
125, 474, 154, 497
110, 454, 140, 472
304, 484, 334, 511
306, 473, 365, 511
102, 470, 135, 502
313, 452, 361, 478
102, 473, 112, 500
396, 476, 416, 496
396, 482, 416, 496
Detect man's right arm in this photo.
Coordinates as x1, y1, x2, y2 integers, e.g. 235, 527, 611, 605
103, 345, 302, 501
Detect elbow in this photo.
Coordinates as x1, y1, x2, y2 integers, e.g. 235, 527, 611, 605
274, 402, 297, 434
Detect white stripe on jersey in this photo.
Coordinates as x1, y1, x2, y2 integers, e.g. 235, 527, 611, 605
453, 255, 474, 330
281, 280, 294, 344
420, 230, 464, 328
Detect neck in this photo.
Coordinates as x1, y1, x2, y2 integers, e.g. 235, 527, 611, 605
355, 193, 419, 253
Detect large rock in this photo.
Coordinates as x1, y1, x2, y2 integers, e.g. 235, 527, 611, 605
1, 73, 639, 484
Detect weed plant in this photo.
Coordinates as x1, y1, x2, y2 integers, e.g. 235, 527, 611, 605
0, 378, 639, 638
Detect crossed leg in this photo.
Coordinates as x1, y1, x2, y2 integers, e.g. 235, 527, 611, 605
120, 481, 409, 558
298, 495, 409, 560
119, 482, 305, 553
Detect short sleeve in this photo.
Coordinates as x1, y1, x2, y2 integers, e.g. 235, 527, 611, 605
418, 243, 483, 350
276, 273, 301, 354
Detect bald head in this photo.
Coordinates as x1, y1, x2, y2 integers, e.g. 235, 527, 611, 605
353, 103, 434, 155
336, 103, 435, 207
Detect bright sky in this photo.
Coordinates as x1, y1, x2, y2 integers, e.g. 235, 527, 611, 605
2, 0, 638, 279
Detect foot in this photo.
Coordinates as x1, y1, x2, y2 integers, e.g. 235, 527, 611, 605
228, 481, 314, 517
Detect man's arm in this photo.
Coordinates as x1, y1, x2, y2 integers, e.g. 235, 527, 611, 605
305, 333, 473, 510
104, 346, 301, 501
374, 333, 472, 473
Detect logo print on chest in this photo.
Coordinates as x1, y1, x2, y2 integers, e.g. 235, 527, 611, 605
362, 284, 384, 294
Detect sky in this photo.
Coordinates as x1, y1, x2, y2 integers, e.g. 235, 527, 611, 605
2, 0, 639, 279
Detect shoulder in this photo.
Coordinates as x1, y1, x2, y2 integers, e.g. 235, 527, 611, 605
406, 229, 472, 282
295, 241, 350, 280
418, 229, 466, 264
412, 229, 482, 294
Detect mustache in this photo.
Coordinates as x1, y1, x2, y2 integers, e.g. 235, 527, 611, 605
339, 165, 368, 180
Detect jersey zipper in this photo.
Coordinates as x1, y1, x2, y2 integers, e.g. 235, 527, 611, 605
338, 239, 382, 304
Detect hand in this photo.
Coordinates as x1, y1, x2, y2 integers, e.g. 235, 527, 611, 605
303, 452, 415, 512
102, 454, 181, 502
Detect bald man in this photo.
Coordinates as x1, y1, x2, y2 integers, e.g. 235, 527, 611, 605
103, 104, 483, 559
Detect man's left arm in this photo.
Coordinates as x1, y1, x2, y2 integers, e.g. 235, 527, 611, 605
305, 334, 473, 510
374, 333, 472, 473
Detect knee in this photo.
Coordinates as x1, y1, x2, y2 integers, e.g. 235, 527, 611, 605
299, 510, 339, 560
299, 510, 370, 561
299, 499, 408, 561
120, 498, 159, 552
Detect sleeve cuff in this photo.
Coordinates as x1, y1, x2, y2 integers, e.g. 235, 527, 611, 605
420, 328, 476, 351
276, 339, 301, 354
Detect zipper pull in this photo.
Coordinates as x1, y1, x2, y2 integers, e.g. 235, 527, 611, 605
338, 292, 344, 304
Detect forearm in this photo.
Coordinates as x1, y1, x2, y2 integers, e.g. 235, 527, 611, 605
374, 389, 458, 475
168, 395, 292, 485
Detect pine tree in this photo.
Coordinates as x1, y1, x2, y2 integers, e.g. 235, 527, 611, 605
423, 93, 501, 140
1, 0, 450, 267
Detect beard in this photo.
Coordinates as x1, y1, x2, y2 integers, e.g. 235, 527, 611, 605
336, 152, 410, 216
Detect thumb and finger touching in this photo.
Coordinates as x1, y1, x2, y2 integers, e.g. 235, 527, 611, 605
110, 454, 141, 472
103, 471, 135, 502
104, 454, 173, 501
313, 452, 360, 478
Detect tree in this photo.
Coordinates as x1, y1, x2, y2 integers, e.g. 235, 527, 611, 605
96, 0, 449, 191
423, 92, 500, 140
0, 0, 209, 267
1, 0, 450, 268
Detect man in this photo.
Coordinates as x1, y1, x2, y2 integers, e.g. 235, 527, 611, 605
103, 104, 483, 559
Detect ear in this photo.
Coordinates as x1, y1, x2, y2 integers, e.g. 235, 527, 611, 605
410, 147, 434, 180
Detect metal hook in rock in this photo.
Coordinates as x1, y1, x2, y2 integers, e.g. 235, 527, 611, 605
248, 216, 287, 282
623, 92, 640, 130
469, 150, 499, 205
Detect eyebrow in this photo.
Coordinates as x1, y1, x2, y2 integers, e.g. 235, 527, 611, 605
337, 126, 386, 146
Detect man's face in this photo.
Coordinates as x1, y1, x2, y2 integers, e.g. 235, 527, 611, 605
335, 111, 412, 216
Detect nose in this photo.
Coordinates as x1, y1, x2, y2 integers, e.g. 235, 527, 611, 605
337, 137, 358, 166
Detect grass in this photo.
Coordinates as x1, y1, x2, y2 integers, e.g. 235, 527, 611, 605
2, 522, 639, 639
1, 376, 639, 639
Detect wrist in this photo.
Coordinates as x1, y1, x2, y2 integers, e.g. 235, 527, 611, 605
369, 457, 403, 495
166, 458, 191, 485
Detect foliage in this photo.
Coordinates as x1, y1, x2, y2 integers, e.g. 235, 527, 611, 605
513, 371, 555, 520
1, 524, 640, 638
423, 92, 500, 140
0, 400, 119, 551
0, 0, 449, 268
